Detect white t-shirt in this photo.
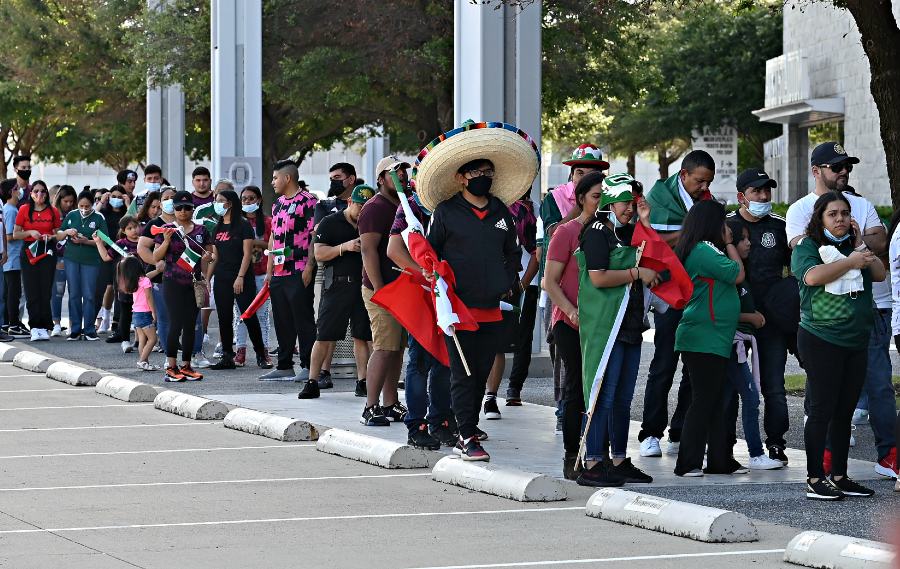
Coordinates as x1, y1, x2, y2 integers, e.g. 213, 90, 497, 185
889, 229, 900, 334
785, 191, 881, 244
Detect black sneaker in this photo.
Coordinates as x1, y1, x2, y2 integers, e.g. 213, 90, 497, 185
105, 334, 124, 344
67, 332, 83, 341
317, 371, 333, 389
576, 460, 626, 487
473, 426, 488, 441
563, 453, 578, 481
831, 476, 875, 497
297, 380, 321, 399
354, 379, 367, 397
84, 333, 99, 341
453, 437, 490, 461
408, 423, 441, 450
505, 397, 522, 406
269, 346, 279, 355
0, 331, 13, 342
210, 356, 236, 370
611, 458, 653, 483
807, 477, 845, 500
483, 397, 501, 420
768, 445, 789, 466
430, 420, 459, 447
360, 405, 390, 426
8, 325, 30, 338
382, 402, 408, 422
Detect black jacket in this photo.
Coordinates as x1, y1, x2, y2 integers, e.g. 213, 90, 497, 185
427, 193, 520, 309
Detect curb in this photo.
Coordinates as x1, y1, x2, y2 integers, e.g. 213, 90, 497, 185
585, 488, 758, 543
784, 530, 894, 568
154, 390, 229, 420
46, 362, 102, 386
431, 456, 567, 502
95, 376, 161, 402
0, 343, 21, 362
224, 408, 320, 441
12, 351, 54, 373
315, 428, 437, 468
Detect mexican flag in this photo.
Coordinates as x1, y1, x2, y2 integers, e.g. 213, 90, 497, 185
26, 239, 52, 265
177, 245, 201, 273
630, 222, 693, 310
646, 173, 712, 232
265, 246, 293, 273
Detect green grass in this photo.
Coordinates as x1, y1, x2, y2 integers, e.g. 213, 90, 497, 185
784, 374, 900, 406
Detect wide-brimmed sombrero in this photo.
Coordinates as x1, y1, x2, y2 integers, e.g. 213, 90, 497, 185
414, 120, 540, 211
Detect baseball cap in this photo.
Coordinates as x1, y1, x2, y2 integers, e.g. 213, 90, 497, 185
350, 184, 375, 204
736, 168, 777, 191
810, 141, 860, 167
375, 155, 411, 177
172, 191, 194, 208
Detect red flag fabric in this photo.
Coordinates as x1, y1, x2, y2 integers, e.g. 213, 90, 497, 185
631, 222, 693, 310
241, 281, 270, 320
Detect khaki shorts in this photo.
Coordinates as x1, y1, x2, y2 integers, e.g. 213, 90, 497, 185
362, 286, 407, 352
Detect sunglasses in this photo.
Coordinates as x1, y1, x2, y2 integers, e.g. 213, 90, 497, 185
820, 162, 853, 174
174, 205, 194, 212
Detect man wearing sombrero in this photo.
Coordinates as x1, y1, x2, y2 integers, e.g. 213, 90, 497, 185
417, 121, 539, 461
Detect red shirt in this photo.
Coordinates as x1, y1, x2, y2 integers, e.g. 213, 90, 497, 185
15, 204, 61, 243
546, 219, 583, 329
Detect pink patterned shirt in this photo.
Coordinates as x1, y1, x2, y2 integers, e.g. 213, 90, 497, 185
270, 189, 318, 277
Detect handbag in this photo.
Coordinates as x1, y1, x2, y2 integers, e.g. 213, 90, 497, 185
192, 273, 209, 309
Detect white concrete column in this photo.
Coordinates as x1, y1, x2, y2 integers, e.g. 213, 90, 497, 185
454, 0, 506, 124
211, 0, 263, 192
515, 1, 542, 202
146, 0, 185, 187
363, 134, 389, 185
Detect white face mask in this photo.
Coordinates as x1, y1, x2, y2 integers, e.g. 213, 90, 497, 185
746, 200, 772, 218
79, 207, 92, 218
242, 203, 259, 214
213, 202, 229, 216
161, 199, 174, 215
608, 211, 625, 229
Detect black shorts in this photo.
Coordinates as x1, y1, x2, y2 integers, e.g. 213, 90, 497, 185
497, 289, 523, 353
316, 279, 372, 342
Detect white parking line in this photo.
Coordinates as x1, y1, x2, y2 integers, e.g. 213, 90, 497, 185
0, 422, 220, 433
0, 388, 81, 393
1, 472, 432, 492
405, 550, 788, 569
0, 444, 315, 460
0, 374, 50, 379
0, 403, 154, 411
0, 506, 585, 534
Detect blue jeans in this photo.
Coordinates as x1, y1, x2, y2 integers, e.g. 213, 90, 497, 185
863, 309, 897, 460
403, 336, 452, 430
591, 340, 642, 459
64, 259, 100, 335
725, 348, 763, 457
152, 282, 169, 348
51, 266, 66, 323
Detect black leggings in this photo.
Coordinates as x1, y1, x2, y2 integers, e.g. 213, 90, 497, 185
4, 270, 22, 327
213, 272, 264, 357
554, 321, 584, 456
20, 252, 55, 330
799, 328, 867, 479
675, 351, 730, 475
445, 321, 500, 441
163, 281, 199, 362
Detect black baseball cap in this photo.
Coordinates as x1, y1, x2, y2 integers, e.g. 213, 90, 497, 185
810, 141, 860, 167
736, 168, 777, 191
172, 190, 193, 207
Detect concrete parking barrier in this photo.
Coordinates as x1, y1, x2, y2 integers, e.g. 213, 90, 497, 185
12, 351, 54, 373
0, 343, 21, 362
316, 429, 436, 468
224, 408, 319, 441
95, 376, 160, 402
153, 390, 228, 420
45, 362, 102, 386
585, 488, 758, 543
432, 456, 567, 502
784, 530, 894, 569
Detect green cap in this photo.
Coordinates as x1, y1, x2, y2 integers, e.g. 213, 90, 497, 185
599, 173, 637, 209
350, 184, 376, 204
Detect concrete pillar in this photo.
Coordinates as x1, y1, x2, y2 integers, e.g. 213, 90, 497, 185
211, 0, 263, 192
785, 124, 809, 202
363, 134, 389, 185
146, 0, 185, 188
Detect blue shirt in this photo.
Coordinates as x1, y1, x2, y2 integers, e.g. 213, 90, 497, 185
3, 203, 22, 271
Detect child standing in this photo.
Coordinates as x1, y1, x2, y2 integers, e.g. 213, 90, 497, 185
117, 256, 158, 371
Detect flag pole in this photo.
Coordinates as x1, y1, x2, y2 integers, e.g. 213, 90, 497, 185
449, 327, 472, 377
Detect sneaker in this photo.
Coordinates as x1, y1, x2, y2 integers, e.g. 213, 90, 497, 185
639, 437, 662, 457
483, 397, 501, 420
768, 445, 789, 466
473, 426, 488, 441
121, 341, 133, 354
360, 405, 390, 426
97, 309, 111, 334
851, 408, 869, 425
555, 416, 563, 434
0, 331, 12, 342
259, 368, 295, 381
408, 424, 441, 450
234, 347, 247, 367
505, 397, 522, 406
30, 328, 40, 342
382, 402, 408, 422
563, 453, 578, 481
849, 424, 857, 447
577, 460, 626, 487
665, 440, 680, 455
874, 448, 897, 478
203, 333, 211, 347
830, 476, 874, 497
293, 368, 311, 383
67, 332, 82, 341
39, 328, 51, 340
704, 458, 749, 475
677, 469, 704, 478
823, 448, 833, 477
256, 350, 273, 369
297, 380, 320, 399
317, 371, 333, 389
430, 420, 459, 447
749, 455, 785, 470
269, 346, 279, 356
456, 437, 490, 461
210, 356, 236, 370
611, 458, 653, 483
212, 342, 224, 359
137, 361, 159, 372
8, 325, 30, 339
192, 352, 211, 369
106, 334, 124, 344
164, 366, 185, 382
806, 477, 844, 501
354, 379, 367, 397
84, 332, 99, 341
50, 324, 62, 337
153, 344, 164, 353
179, 365, 203, 381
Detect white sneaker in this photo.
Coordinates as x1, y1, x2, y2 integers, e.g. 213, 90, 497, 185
203, 333, 211, 347
50, 324, 62, 337
192, 352, 211, 369
30, 328, 40, 342
851, 409, 869, 426
749, 455, 784, 470
121, 341, 133, 354
39, 328, 50, 340
213, 342, 224, 358
665, 440, 680, 455
640, 436, 662, 457
97, 309, 111, 334
137, 360, 159, 372
850, 424, 856, 447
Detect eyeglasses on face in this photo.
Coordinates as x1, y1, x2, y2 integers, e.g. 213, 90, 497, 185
464, 168, 495, 179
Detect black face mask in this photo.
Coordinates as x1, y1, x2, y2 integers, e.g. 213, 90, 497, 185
467, 176, 492, 197
328, 179, 346, 197
17, 169, 31, 181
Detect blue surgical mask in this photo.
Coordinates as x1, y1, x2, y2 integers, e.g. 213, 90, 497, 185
746, 200, 772, 218
213, 203, 228, 216
109, 197, 124, 208
138, 182, 159, 197
824, 228, 850, 243
161, 199, 174, 215
242, 203, 259, 214
608, 211, 625, 229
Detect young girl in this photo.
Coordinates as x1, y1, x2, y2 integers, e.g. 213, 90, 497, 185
117, 256, 158, 371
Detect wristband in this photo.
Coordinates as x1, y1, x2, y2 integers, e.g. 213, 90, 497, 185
339, 244, 343, 256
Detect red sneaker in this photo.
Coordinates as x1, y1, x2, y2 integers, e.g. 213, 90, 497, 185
234, 347, 246, 367
875, 447, 897, 478
164, 366, 185, 382
179, 365, 204, 381
823, 448, 832, 477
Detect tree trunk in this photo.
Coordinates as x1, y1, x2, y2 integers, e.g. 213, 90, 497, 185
626, 152, 636, 177
845, 0, 900, 210
657, 146, 669, 179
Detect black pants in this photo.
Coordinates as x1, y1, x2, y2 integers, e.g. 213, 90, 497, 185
213, 271, 265, 357
755, 323, 790, 448
446, 321, 500, 441
20, 252, 55, 330
269, 273, 316, 370
112, 296, 133, 342
798, 328, 867, 479
163, 281, 199, 362
4, 270, 23, 327
675, 351, 730, 475
554, 321, 585, 456
507, 285, 539, 394
640, 308, 692, 442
